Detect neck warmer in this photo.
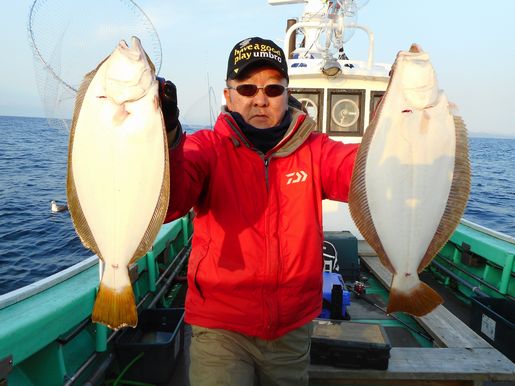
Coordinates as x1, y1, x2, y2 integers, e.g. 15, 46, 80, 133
231, 110, 292, 154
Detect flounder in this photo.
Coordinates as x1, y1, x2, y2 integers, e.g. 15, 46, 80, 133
349, 44, 470, 316
67, 37, 169, 329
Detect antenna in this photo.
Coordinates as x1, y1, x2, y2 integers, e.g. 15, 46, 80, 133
206, 72, 218, 129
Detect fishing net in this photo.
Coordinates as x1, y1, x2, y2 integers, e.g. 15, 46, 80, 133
28, 0, 161, 131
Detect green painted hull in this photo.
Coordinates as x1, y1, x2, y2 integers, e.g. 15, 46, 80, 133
0, 214, 193, 386
431, 219, 515, 302
1, 216, 513, 385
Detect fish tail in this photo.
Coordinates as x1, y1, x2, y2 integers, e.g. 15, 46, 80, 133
92, 283, 138, 329
387, 280, 443, 317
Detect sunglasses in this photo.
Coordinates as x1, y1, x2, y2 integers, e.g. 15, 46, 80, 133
227, 84, 286, 97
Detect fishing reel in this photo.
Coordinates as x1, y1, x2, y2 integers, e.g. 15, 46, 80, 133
349, 276, 368, 296
353, 280, 367, 295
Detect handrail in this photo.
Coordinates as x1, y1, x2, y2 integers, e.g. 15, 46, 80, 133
461, 218, 515, 244
284, 21, 375, 69
148, 243, 191, 308
434, 253, 515, 302
431, 259, 491, 298
0, 255, 98, 310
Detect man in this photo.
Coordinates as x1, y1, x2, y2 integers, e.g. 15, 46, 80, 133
160, 37, 358, 386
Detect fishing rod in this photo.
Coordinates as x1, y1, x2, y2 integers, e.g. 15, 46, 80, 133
346, 282, 434, 343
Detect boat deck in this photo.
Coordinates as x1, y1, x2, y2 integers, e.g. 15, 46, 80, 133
169, 242, 515, 386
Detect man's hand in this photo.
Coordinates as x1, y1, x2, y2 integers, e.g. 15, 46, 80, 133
157, 77, 181, 145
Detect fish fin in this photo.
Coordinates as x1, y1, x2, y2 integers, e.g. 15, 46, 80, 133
69, 56, 109, 134
130, 124, 171, 264
92, 283, 138, 329
349, 105, 396, 274
66, 167, 101, 254
66, 61, 109, 255
418, 115, 470, 272
387, 281, 443, 316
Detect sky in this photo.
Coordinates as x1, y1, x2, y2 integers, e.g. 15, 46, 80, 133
1, 0, 514, 137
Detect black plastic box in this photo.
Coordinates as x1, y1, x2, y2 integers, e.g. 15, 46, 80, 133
470, 296, 514, 361
310, 319, 391, 370
323, 231, 360, 281
115, 308, 185, 384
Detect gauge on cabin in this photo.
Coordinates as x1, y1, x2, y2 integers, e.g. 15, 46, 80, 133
331, 98, 359, 128
298, 98, 318, 121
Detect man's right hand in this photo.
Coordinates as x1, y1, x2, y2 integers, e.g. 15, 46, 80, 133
157, 77, 181, 145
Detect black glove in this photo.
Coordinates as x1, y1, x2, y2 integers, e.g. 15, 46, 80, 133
157, 77, 181, 134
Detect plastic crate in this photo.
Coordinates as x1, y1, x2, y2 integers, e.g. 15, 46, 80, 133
320, 272, 351, 319
470, 296, 514, 361
115, 308, 185, 384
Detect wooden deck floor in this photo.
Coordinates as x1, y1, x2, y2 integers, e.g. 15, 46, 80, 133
308, 242, 515, 386
168, 243, 515, 386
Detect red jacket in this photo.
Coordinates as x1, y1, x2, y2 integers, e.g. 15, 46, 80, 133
165, 108, 358, 339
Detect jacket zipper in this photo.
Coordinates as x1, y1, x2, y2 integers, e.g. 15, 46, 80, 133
266, 155, 282, 337
262, 155, 275, 334
264, 157, 270, 191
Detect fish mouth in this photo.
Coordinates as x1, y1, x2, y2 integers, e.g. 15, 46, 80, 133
117, 36, 144, 62
402, 80, 438, 109
105, 36, 153, 104
401, 57, 436, 89
397, 50, 439, 108
409, 43, 422, 53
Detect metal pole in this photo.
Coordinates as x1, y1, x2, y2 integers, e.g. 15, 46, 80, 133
435, 254, 515, 301
431, 260, 490, 298
287, 18, 297, 59
148, 246, 190, 308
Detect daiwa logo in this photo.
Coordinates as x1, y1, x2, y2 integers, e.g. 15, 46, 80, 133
286, 170, 308, 185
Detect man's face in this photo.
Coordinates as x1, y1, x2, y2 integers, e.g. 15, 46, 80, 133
224, 66, 288, 129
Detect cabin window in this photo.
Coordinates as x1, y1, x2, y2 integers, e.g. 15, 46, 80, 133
289, 88, 323, 131
370, 91, 385, 123
327, 89, 365, 136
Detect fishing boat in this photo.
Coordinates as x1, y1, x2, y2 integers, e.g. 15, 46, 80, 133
1, 0, 514, 385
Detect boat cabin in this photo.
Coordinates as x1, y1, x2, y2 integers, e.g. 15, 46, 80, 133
273, 0, 392, 235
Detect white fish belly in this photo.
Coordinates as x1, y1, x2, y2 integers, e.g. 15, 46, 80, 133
71, 80, 164, 272
365, 95, 455, 275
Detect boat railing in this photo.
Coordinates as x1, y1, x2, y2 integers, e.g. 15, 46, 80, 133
461, 218, 515, 245
0, 255, 98, 310
284, 21, 375, 69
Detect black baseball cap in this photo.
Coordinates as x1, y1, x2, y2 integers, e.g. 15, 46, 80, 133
226, 37, 289, 82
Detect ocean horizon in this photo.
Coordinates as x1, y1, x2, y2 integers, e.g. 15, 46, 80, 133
1, 114, 513, 140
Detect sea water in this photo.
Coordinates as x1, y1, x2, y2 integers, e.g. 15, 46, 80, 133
0, 115, 514, 295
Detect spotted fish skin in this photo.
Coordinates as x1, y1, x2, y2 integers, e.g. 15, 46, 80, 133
67, 37, 169, 329
349, 44, 470, 317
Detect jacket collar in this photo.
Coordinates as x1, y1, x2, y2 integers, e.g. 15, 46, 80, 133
216, 106, 317, 157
